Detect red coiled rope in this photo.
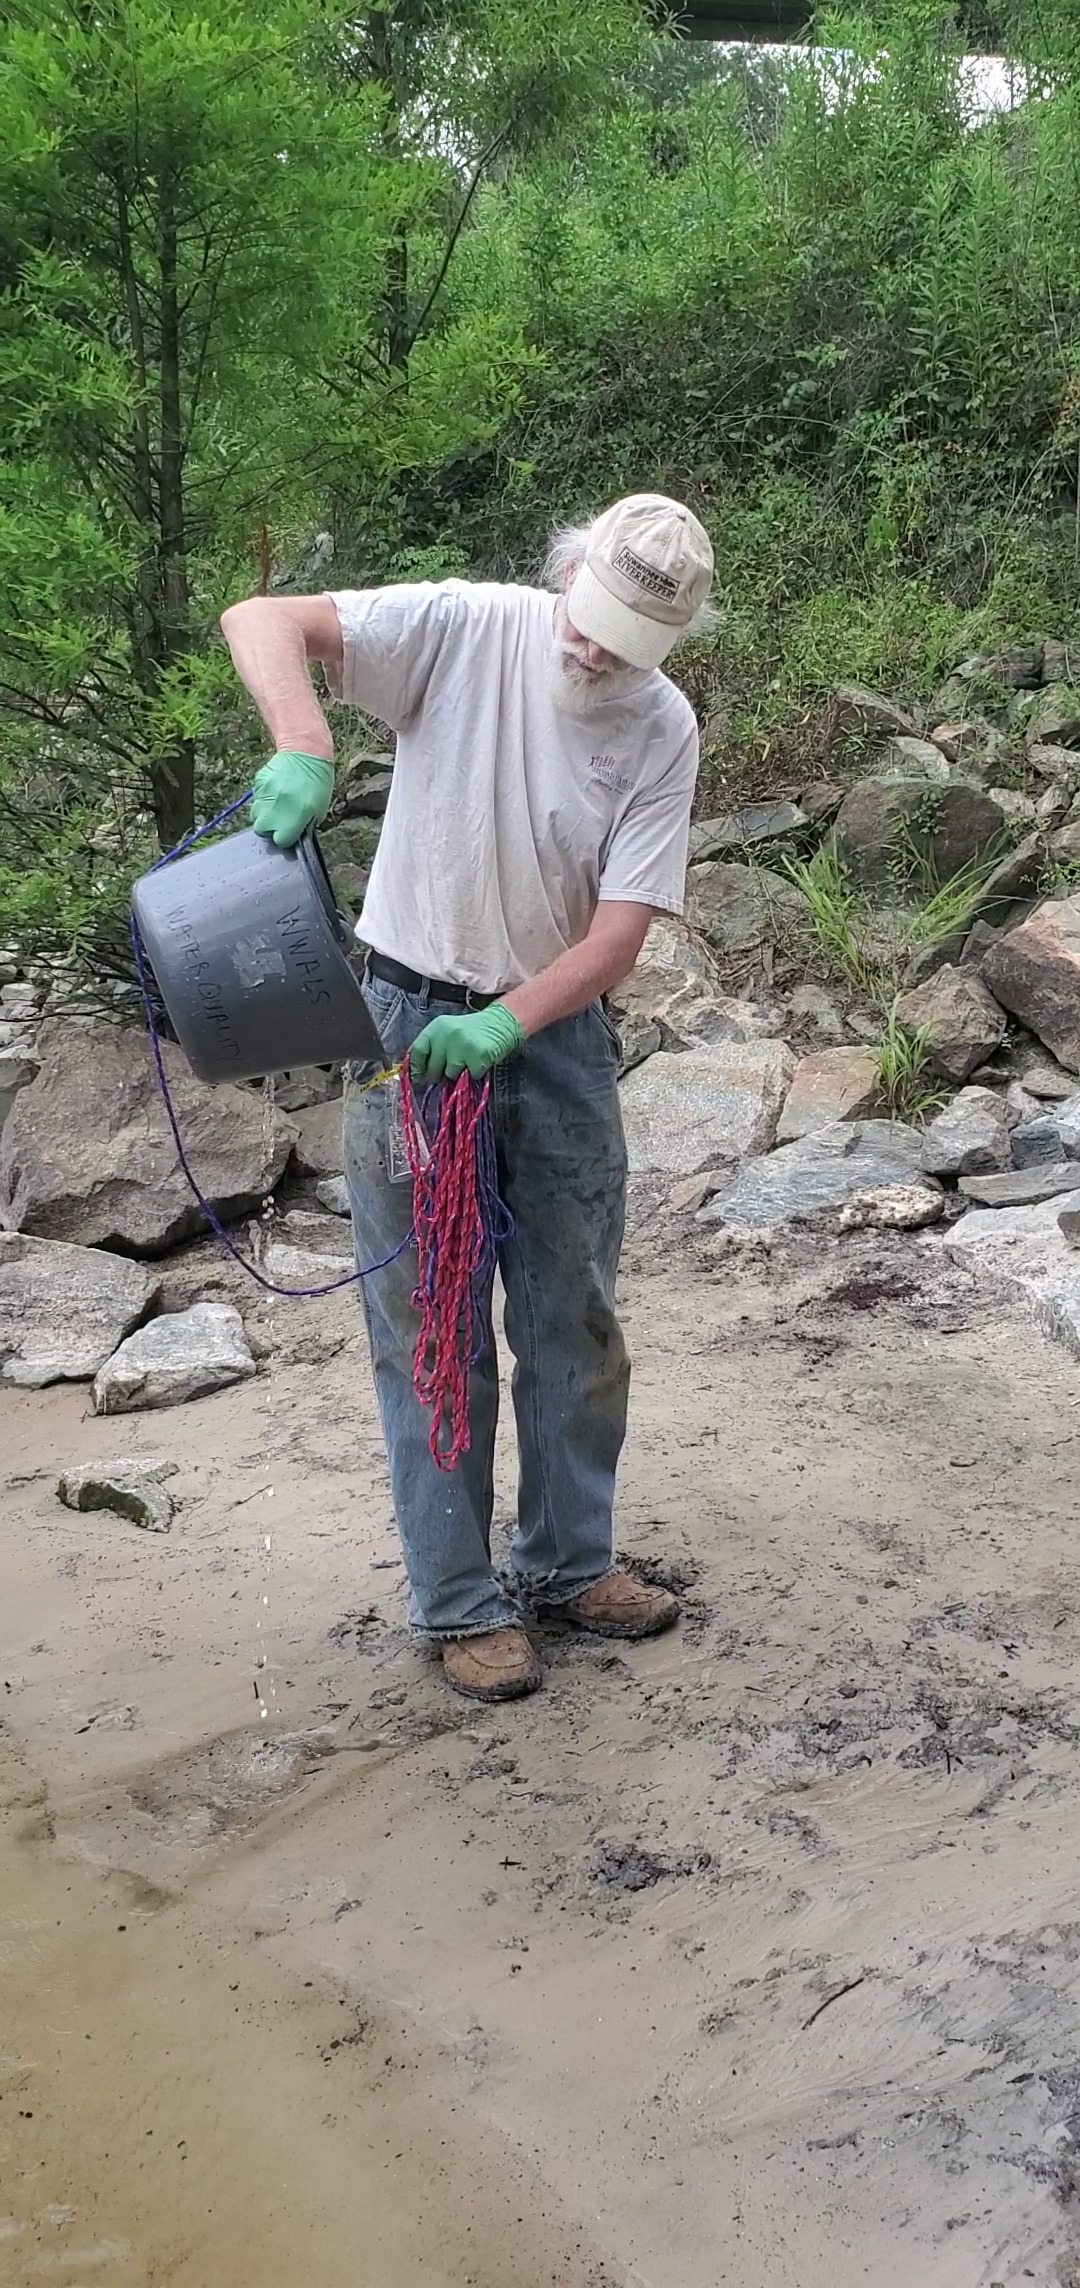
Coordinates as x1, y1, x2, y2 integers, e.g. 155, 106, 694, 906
400, 1057, 512, 1472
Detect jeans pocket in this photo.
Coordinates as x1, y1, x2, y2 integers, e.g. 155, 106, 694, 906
595, 999, 623, 1059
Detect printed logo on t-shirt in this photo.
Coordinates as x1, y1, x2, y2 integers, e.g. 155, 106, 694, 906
610, 545, 679, 603
590, 753, 633, 794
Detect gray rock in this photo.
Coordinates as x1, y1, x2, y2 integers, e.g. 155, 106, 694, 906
798, 783, 845, 827
621, 1040, 795, 1175
828, 686, 915, 739
0, 982, 41, 1021
93, 1302, 256, 1412
616, 1012, 662, 1072
1012, 1116, 1070, 1169
941, 1187, 1080, 1358
838, 1184, 946, 1231
688, 802, 807, 861
980, 895, 1080, 1071
906, 832, 1056, 991
0, 1026, 296, 1254
1028, 743, 1080, 788
1049, 821, 1080, 869
685, 862, 805, 958
955, 645, 1044, 690
1059, 1207, 1080, 1248
878, 736, 951, 782
775, 1048, 880, 1143
267, 1065, 340, 1113
988, 787, 1039, 824
1006, 1079, 1043, 1127
340, 767, 393, 819
787, 983, 847, 1043
699, 1119, 931, 1232
614, 917, 776, 1042
262, 1241, 354, 1289
959, 1163, 1080, 1208
920, 1087, 1012, 1176
290, 1097, 345, 1177
895, 966, 1007, 1084
832, 779, 1004, 893
1043, 642, 1078, 686
315, 1176, 351, 1217
669, 1170, 727, 1215
1017, 683, 1080, 748
0, 1231, 157, 1388
1010, 1092, 1080, 1169
1022, 1063, 1076, 1101
930, 719, 1008, 779
57, 1458, 178, 1533
0, 1052, 39, 1137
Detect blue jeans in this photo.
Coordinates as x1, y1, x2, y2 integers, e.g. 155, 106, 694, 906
343, 974, 630, 1637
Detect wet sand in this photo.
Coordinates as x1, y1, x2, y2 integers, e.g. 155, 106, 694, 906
4, 1216, 1080, 2286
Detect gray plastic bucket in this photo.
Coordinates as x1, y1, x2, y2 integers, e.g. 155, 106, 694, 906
131, 826, 386, 1084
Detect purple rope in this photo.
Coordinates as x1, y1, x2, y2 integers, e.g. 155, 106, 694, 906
130, 790, 412, 1299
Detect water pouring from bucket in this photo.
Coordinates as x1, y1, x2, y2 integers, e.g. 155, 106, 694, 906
129, 798, 512, 1471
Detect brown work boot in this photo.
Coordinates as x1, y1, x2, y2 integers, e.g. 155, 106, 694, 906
543, 1569, 680, 1641
440, 1626, 543, 1702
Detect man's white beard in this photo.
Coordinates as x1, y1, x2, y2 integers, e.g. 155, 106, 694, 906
545, 646, 641, 718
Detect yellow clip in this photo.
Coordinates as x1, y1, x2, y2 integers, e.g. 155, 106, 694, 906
350, 1058, 405, 1096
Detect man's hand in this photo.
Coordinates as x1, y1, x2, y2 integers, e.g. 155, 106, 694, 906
250, 750, 335, 849
409, 1004, 525, 1083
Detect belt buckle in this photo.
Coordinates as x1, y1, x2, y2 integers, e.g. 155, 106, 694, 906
463, 986, 484, 1011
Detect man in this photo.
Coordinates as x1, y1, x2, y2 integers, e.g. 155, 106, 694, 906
220, 492, 713, 1703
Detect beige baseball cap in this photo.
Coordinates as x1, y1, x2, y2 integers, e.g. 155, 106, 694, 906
566, 492, 714, 671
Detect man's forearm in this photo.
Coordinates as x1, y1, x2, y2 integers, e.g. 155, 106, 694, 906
502, 905, 653, 1039
219, 599, 334, 760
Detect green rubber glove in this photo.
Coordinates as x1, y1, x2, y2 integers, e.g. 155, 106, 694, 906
410, 1003, 525, 1083
250, 750, 334, 849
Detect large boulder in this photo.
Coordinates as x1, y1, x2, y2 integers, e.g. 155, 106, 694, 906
686, 862, 805, 957
920, 1087, 1012, 1177
612, 918, 775, 1046
895, 966, 1007, 1084
0, 1051, 38, 1138
941, 1187, 1080, 1358
833, 778, 1005, 893
0, 1231, 156, 1387
290, 1097, 345, 1177
699, 1119, 933, 1233
92, 1301, 256, 1412
0, 1026, 296, 1255
980, 897, 1080, 1072
775, 1048, 880, 1143
620, 1041, 795, 1175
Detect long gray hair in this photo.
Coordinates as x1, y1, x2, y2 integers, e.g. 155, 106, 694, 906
541, 520, 718, 643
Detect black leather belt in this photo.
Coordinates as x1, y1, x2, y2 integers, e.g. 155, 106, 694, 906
366, 950, 501, 1009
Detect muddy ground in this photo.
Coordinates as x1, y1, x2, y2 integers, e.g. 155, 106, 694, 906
4, 1206, 1080, 2287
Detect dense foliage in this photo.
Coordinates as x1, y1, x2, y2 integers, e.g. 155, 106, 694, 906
3, 0, 1080, 965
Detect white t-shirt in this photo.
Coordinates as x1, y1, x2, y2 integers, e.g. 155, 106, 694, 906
327, 579, 698, 992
